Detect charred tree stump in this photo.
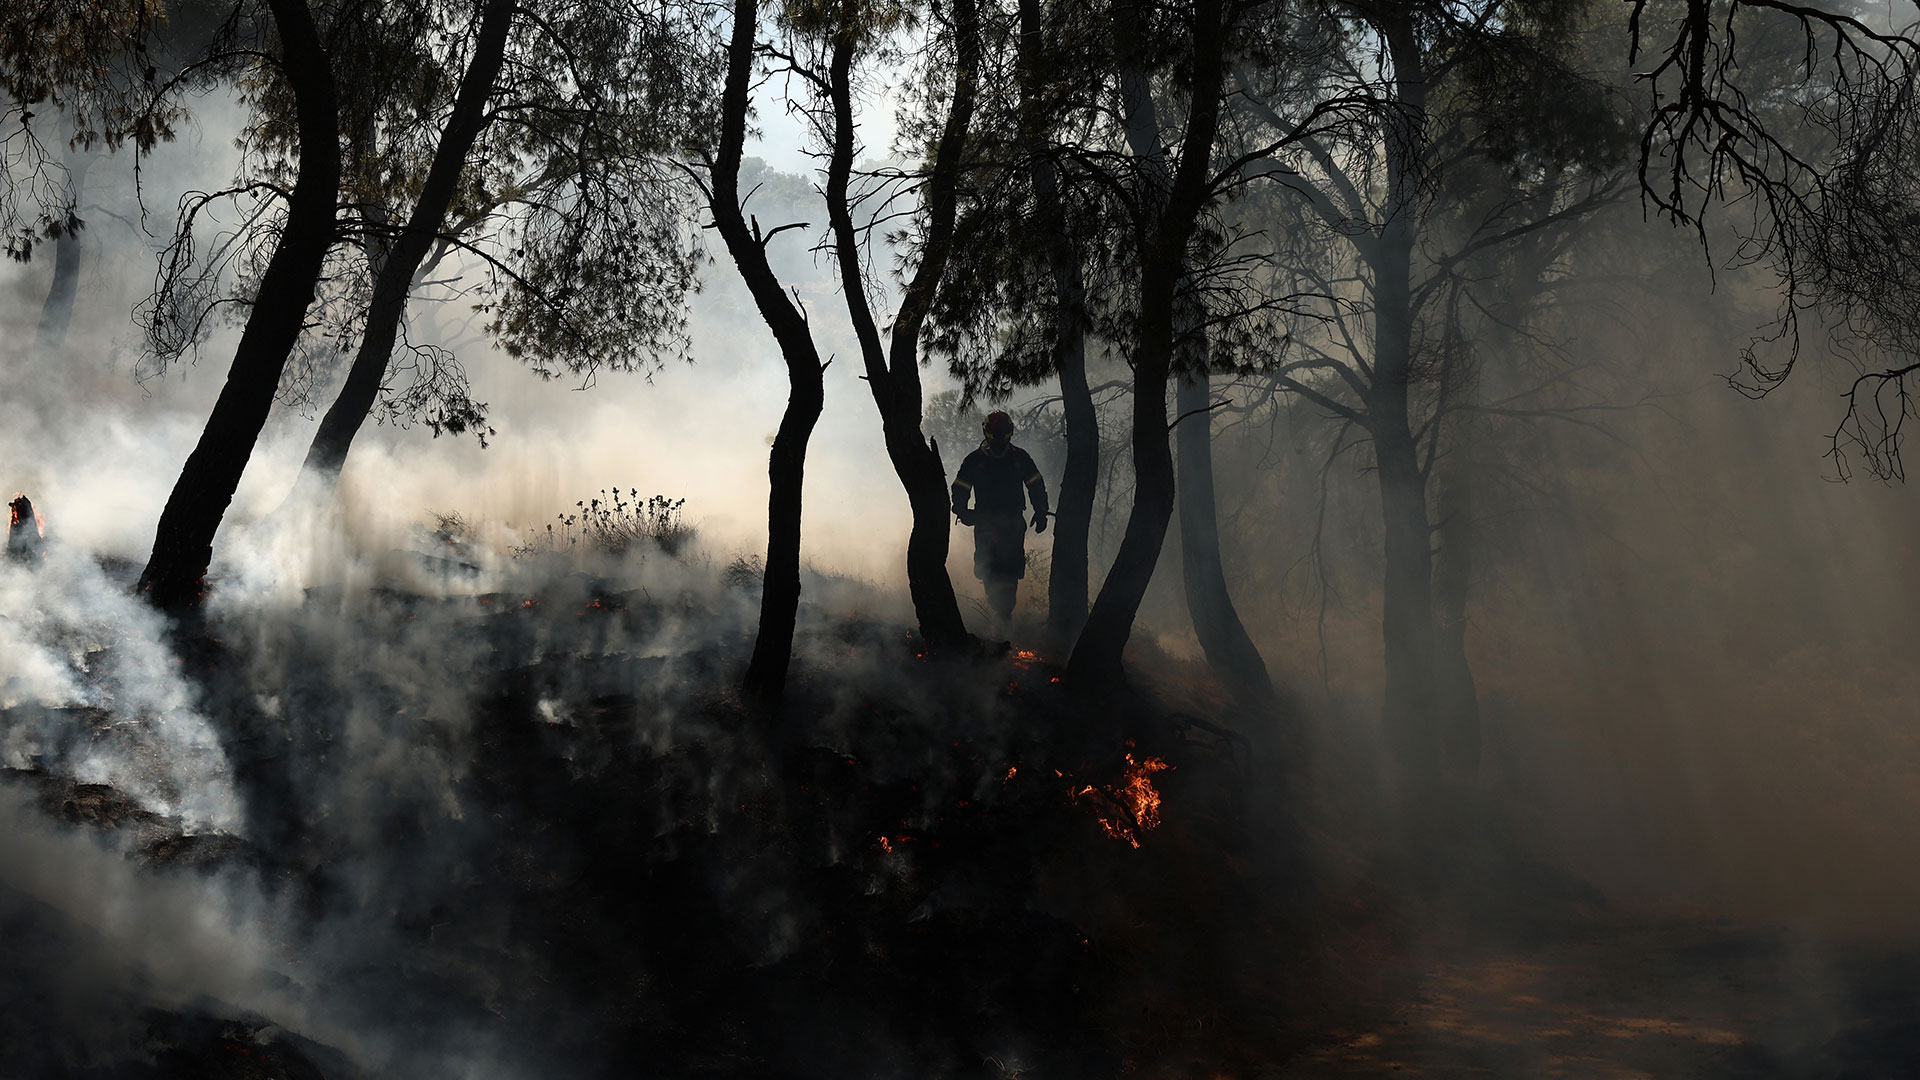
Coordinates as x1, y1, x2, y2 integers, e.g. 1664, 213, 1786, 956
7, 494, 44, 563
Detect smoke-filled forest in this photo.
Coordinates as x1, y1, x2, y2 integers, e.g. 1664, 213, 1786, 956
4, 0, 1920, 1074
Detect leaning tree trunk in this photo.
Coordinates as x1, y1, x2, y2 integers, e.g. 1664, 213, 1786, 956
1176, 367, 1273, 697
35, 153, 93, 353
286, 0, 515, 507
137, 0, 341, 610
1016, 0, 1096, 640
1068, 0, 1228, 684
825, 0, 978, 652
711, 0, 828, 705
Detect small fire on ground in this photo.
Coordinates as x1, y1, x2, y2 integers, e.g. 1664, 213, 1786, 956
1072, 744, 1171, 849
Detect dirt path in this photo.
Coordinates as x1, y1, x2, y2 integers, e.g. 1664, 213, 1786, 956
1282, 922, 1920, 1078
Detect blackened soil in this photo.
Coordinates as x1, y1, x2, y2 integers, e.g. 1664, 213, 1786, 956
173, 590, 1326, 1078
15, 586, 1911, 1078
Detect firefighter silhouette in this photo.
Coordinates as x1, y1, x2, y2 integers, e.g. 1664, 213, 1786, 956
951, 411, 1049, 621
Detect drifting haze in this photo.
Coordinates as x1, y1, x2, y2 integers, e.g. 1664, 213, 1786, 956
1, 49, 1919, 1080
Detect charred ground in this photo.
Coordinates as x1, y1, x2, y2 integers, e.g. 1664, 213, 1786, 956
2, 561, 1918, 1078
0, 564, 1337, 1077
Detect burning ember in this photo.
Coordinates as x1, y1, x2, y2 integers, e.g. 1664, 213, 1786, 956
8, 493, 45, 562
1071, 746, 1171, 849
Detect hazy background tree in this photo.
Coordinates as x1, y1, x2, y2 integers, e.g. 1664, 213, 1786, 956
1232, 0, 1630, 791
1, 0, 176, 263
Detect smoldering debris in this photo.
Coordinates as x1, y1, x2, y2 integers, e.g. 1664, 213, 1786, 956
8, 493, 43, 563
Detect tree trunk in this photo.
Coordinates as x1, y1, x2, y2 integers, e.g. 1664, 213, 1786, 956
1369, 215, 1442, 790
1373, 401, 1439, 781
1069, 262, 1180, 684
34, 156, 92, 353
825, 0, 978, 651
711, 0, 829, 705
748, 368, 825, 704
1176, 368, 1273, 697
136, 0, 341, 610
284, 0, 515, 508
1362, 12, 1444, 791
1016, 0, 1095, 640
1049, 307, 1096, 638
1068, 0, 1228, 684
1430, 422, 1480, 779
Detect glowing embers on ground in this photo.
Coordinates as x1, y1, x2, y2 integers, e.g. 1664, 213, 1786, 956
867, 742, 1171, 859
1070, 741, 1172, 849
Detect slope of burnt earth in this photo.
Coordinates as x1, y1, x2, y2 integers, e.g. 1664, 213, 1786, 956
148, 582, 1329, 1077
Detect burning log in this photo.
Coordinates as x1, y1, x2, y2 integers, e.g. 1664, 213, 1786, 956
8, 493, 44, 563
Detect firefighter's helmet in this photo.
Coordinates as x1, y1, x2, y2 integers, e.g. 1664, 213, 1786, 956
982, 411, 1016, 436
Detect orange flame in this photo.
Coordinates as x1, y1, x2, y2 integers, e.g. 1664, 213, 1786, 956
1116, 752, 1168, 832
1071, 750, 1171, 849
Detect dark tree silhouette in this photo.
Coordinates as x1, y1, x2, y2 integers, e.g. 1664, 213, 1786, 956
691, 0, 830, 704
279, 0, 711, 504
928, 0, 1339, 683
283, 0, 514, 505
1066, 0, 1236, 686
818, 0, 981, 651
123, 0, 708, 599
137, 0, 341, 609
1629, 0, 1920, 478
924, 0, 1107, 642
1015, 0, 1097, 640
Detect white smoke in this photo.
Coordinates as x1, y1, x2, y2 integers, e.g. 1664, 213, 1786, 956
0, 545, 238, 830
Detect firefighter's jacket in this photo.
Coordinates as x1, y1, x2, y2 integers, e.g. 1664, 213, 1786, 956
952, 443, 1048, 517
